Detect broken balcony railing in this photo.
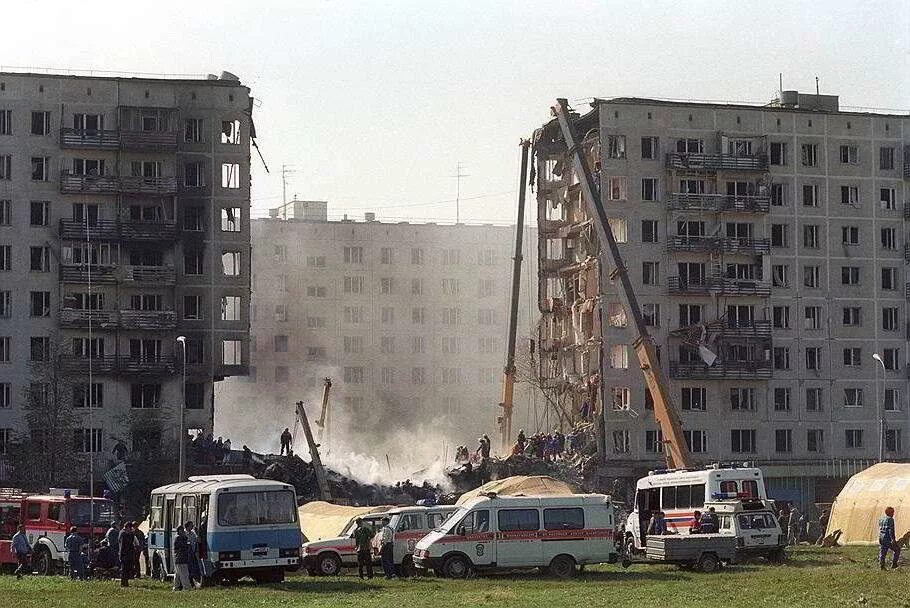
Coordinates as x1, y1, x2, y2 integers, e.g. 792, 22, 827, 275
668, 276, 771, 297
666, 152, 769, 171
669, 236, 770, 255
667, 193, 771, 213
669, 359, 773, 379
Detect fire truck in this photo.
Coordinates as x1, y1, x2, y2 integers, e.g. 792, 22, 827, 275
0, 488, 115, 574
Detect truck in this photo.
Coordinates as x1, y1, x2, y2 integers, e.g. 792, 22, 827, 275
0, 487, 115, 575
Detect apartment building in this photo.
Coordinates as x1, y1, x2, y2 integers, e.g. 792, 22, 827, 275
535, 92, 910, 505
0, 70, 253, 479
217, 201, 537, 448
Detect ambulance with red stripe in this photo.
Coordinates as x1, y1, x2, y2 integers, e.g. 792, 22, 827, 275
413, 494, 618, 579
624, 465, 767, 553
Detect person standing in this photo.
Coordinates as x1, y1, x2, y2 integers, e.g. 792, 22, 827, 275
378, 517, 396, 579
172, 525, 193, 591
64, 527, 84, 580
280, 428, 293, 456
118, 521, 137, 587
879, 506, 901, 570
352, 518, 375, 579
105, 521, 120, 554
816, 509, 830, 545
133, 525, 149, 578
788, 505, 802, 546
185, 521, 200, 586
11, 524, 32, 580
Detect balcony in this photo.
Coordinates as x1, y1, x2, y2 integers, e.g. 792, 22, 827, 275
669, 360, 773, 379
59, 309, 119, 329
716, 319, 772, 338
59, 355, 118, 375
118, 356, 176, 375
904, 146, 910, 178
60, 264, 118, 285
666, 153, 768, 171
669, 236, 770, 256
60, 128, 120, 150
668, 276, 771, 298
119, 130, 178, 151
119, 310, 177, 330
667, 193, 770, 213
60, 171, 178, 195
121, 265, 176, 285
120, 220, 177, 241
59, 219, 177, 242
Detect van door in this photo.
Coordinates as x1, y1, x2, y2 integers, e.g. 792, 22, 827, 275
495, 508, 542, 567
453, 509, 494, 566
393, 513, 424, 564
738, 512, 778, 549
163, 498, 175, 573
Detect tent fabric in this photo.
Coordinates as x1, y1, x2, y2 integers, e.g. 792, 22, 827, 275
456, 475, 579, 505
297, 501, 393, 542
827, 462, 910, 545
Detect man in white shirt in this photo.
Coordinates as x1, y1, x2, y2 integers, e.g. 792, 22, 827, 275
379, 517, 396, 579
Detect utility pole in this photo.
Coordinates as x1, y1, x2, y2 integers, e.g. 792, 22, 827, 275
450, 162, 469, 224
281, 164, 296, 218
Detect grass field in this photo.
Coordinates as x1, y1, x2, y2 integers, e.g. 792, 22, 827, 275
2, 547, 906, 608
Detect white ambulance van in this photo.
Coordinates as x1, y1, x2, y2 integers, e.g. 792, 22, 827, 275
413, 493, 618, 579
624, 464, 767, 553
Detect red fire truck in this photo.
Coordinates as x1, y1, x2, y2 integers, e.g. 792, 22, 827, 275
0, 488, 115, 574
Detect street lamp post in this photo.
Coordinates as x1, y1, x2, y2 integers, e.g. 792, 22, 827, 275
872, 353, 886, 463
176, 336, 187, 481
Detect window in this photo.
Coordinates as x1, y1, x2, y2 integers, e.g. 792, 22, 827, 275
641, 137, 659, 160
0, 337, 9, 362
183, 250, 203, 275
73, 383, 103, 409
442, 278, 459, 295
770, 183, 786, 207
642, 303, 660, 327
379, 277, 394, 295
839, 145, 859, 164
774, 388, 791, 411
220, 208, 241, 232
221, 163, 240, 188
683, 430, 708, 453
840, 185, 859, 206
217, 491, 296, 527
612, 430, 630, 454
641, 178, 658, 202
222, 339, 242, 365
841, 226, 859, 245
543, 507, 584, 531
884, 348, 900, 371
306, 347, 326, 362
380, 306, 394, 325
882, 267, 897, 291
884, 388, 901, 412
883, 307, 899, 331
30, 200, 49, 226
801, 143, 818, 167
184, 118, 203, 142
805, 347, 821, 371
410, 248, 424, 265
642, 261, 659, 285
0, 383, 9, 408
30, 110, 50, 135
343, 336, 363, 354
804, 306, 822, 330
801, 184, 818, 207
306, 285, 327, 298
0, 291, 8, 318
478, 278, 494, 298
306, 255, 326, 268
730, 388, 755, 411
880, 188, 897, 211
681, 387, 707, 411
130, 384, 161, 409
731, 429, 756, 453
607, 135, 626, 159
344, 367, 364, 383
0, 110, 10, 135
343, 306, 364, 324
841, 266, 860, 285
679, 304, 702, 327
842, 307, 861, 326
772, 306, 790, 329
478, 309, 494, 326
0, 200, 9, 225
844, 388, 864, 407
606, 177, 628, 201
775, 429, 792, 453
218, 295, 241, 321
30, 246, 50, 272
769, 142, 787, 166
442, 336, 459, 354
343, 246, 363, 264
30, 156, 49, 181
441, 248, 460, 265
29, 291, 50, 317
845, 429, 864, 449
807, 429, 825, 453
806, 388, 823, 412
221, 120, 241, 144
222, 251, 241, 276
29, 337, 49, 361
342, 276, 364, 294
676, 139, 704, 154
411, 307, 426, 324
413, 336, 427, 354
610, 345, 629, 369
771, 224, 788, 247
74, 428, 103, 453
611, 387, 630, 411
0, 155, 10, 180
885, 429, 902, 453
842, 347, 861, 367
881, 227, 897, 250
478, 336, 494, 354
880, 146, 895, 171
803, 225, 819, 248
377, 247, 393, 265
773, 347, 790, 370
803, 265, 820, 288
641, 220, 658, 243
642, 429, 663, 454
183, 295, 202, 320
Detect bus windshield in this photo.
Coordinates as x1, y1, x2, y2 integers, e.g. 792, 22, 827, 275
217, 490, 297, 527
69, 500, 115, 527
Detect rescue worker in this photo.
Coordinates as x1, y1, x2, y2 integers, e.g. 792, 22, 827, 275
105, 521, 120, 553
690, 511, 703, 534
698, 507, 718, 534
648, 511, 668, 535
12, 524, 32, 579
118, 521, 137, 587
517, 429, 527, 452
879, 506, 901, 570
280, 428, 293, 456
816, 509, 830, 545
352, 518, 375, 579
172, 525, 193, 591
64, 527, 85, 580
378, 516, 396, 579
185, 521, 200, 586
787, 505, 802, 545
134, 525, 149, 577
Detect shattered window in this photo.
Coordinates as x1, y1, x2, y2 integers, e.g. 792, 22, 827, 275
221, 207, 241, 232
607, 135, 626, 159
221, 163, 240, 188
221, 119, 241, 145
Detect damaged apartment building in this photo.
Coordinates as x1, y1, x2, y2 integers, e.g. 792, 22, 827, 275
534, 92, 910, 506
0, 70, 253, 480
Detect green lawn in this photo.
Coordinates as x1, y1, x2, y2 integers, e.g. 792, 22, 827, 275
2, 547, 906, 608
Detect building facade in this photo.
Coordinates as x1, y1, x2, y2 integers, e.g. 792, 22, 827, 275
0, 70, 253, 478
217, 203, 538, 450
535, 93, 910, 505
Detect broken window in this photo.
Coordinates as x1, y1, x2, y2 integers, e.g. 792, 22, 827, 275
222, 340, 242, 365
221, 119, 241, 145
607, 135, 626, 159
130, 160, 162, 178
804, 306, 822, 330
880, 146, 895, 171
642, 261, 660, 285
839, 145, 859, 164
221, 163, 240, 189
641, 220, 658, 243
606, 177, 627, 201
221, 296, 242, 321
221, 251, 241, 276
728, 139, 753, 156
844, 389, 864, 408
840, 185, 860, 206
677, 262, 705, 285
642, 303, 660, 327
679, 179, 705, 194
611, 388, 631, 412
221, 207, 241, 232
607, 302, 626, 328
803, 265, 820, 288
769, 142, 787, 166
771, 264, 789, 287
677, 220, 705, 237
607, 218, 627, 242
681, 387, 707, 411
678, 304, 702, 326
611, 430, 630, 453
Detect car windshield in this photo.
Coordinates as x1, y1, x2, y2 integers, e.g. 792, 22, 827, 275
68, 500, 115, 527
441, 507, 469, 533
343, 517, 381, 537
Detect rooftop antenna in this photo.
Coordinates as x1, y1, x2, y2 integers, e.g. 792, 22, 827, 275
450, 162, 469, 224
281, 164, 296, 219
779, 73, 783, 97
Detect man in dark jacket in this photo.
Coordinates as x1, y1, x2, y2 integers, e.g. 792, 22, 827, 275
352, 518, 375, 579
173, 525, 192, 591
118, 521, 137, 586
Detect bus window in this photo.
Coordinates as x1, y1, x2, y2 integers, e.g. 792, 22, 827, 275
150, 495, 163, 529
218, 491, 296, 526
690, 484, 706, 509
741, 480, 758, 498
427, 512, 450, 530
181, 495, 197, 525
676, 485, 691, 509
661, 486, 677, 510
720, 480, 738, 494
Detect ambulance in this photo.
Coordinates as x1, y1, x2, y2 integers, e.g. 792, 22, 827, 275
413, 494, 618, 579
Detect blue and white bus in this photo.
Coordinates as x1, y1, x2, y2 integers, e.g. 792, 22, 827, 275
148, 475, 301, 584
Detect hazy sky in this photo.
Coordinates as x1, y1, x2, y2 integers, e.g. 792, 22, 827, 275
3, 1, 908, 223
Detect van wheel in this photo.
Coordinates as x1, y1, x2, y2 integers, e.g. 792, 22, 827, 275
398, 556, 416, 578
442, 554, 470, 579
697, 553, 720, 573
316, 553, 342, 576
549, 555, 576, 579
34, 548, 54, 576
768, 548, 786, 564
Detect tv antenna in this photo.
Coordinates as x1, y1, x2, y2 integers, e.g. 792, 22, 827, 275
450, 162, 469, 224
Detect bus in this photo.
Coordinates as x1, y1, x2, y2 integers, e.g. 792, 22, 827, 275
148, 475, 301, 584
624, 465, 767, 552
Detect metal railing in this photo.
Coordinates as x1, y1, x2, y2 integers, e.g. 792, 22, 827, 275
669, 236, 770, 255
669, 360, 773, 379
59, 309, 119, 329
60, 171, 178, 195
59, 355, 118, 374
667, 193, 771, 213
119, 130, 179, 151
121, 265, 176, 285
60, 128, 120, 150
60, 264, 118, 284
668, 276, 771, 297
666, 152, 769, 171
119, 310, 177, 330
59, 219, 176, 241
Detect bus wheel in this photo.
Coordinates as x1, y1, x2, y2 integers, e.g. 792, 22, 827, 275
697, 553, 720, 573
549, 555, 576, 579
34, 548, 54, 576
442, 555, 470, 579
316, 553, 342, 576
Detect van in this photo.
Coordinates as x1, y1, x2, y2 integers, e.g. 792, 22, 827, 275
303, 505, 456, 576
414, 494, 618, 579
625, 465, 767, 552
710, 498, 786, 562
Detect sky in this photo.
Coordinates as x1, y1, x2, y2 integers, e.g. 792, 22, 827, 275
2, 0, 907, 224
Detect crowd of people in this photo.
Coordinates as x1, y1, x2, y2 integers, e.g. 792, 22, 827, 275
190, 432, 234, 465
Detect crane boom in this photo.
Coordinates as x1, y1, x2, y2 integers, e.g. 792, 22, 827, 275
295, 400, 332, 501
551, 99, 694, 470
